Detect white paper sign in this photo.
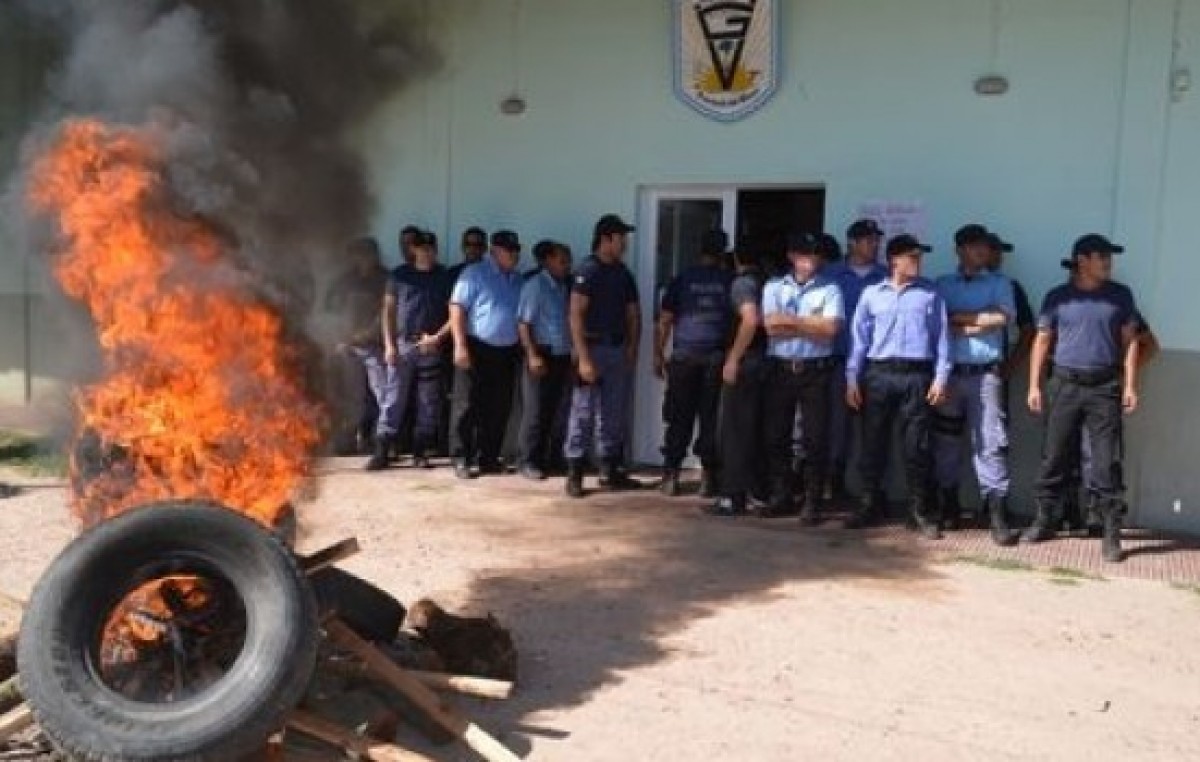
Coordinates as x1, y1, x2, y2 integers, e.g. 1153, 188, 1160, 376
856, 200, 928, 245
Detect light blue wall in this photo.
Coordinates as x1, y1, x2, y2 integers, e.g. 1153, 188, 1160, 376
361, 0, 1196, 348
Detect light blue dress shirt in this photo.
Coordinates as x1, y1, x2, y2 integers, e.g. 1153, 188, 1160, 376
846, 277, 951, 386
450, 255, 523, 347
761, 274, 845, 360
517, 270, 571, 356
935, 269, 1015, 366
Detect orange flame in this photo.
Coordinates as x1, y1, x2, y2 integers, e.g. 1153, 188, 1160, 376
27, 119, 323, 527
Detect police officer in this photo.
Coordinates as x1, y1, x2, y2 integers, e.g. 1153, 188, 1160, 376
449, 229, 524, 478
761, 233, 845, 524
399, 225, 420, 267
516, 242, 573, 480
564, 214, 641, 498
932, 224, 1018, 545
845, 234, 951, 538
1026, 235, 1142, 562
450, 227, 488, 285
367, 230, 453, 470
707, 245, 769, 516
655, 229, 733, 497
986, 232, 1036, 375
824, 219, 889, 504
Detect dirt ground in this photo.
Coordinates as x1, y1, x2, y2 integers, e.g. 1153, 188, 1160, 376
1, 461, 1199, 762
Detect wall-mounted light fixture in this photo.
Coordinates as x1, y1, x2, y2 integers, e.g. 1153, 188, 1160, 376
1171, 67, 1191, 102
974, 74, 1010, 96
499, 94, 527, 115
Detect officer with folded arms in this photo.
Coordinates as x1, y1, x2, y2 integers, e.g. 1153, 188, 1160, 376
1026, 235, 1143, 562
845, 235, 951, 537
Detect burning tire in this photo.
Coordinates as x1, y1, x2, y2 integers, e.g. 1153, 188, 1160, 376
17, 502, 319, 762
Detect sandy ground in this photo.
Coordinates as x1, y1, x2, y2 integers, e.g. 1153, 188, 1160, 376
1, 461, 1199, 762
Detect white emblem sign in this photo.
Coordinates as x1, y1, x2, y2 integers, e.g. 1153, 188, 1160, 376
674, 0, 779, 122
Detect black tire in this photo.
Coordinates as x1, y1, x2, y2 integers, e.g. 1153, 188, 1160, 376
18, 502, 319, 762
310, 567, 405, 643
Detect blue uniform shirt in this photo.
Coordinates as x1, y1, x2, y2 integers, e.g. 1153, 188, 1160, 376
388, 264, 452, 338
573, 254, 639, 342
518, 269, 571, 356
847, 278, 951, 386
935, 269, 1015, 366
450, 255, 523, 347
825, 261, 888, 357
1038, 281, 1140, 371
661, 265, 733, 357
761, 273, 845, 360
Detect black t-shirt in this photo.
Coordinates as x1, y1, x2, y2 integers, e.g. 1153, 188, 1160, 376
387, 264, 452, 336
572, 254, 639, 341
661, 265, 733, 356
729, 270, 767, 356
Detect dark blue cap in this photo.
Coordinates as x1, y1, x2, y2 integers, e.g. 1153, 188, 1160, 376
886, 234, 932, 257
1072, 234, 1124, 257
786, 231, 821, 253
491, 229, 522, 252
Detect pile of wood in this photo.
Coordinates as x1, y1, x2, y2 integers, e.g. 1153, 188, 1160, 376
0, 538, 521, 762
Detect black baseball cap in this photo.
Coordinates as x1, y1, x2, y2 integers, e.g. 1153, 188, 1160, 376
1071, 234, 1124, 257
786, 231, 821, 254
846, 218, 885, 240
491, 229, 521, 252
411, 229, 437, 248
954, 224, 991, 247
1060, 258, 1075, 270
594, 213, 635, 237
700, 229, 729, 257
987, 232, 1014, 253
816, 233, 842, 261
886, 234, 932, 257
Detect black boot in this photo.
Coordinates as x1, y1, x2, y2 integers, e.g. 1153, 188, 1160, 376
565, 459, 585, 499
844, 491, 882, 529
829, 466, 854, 505
759, 477, 794, 518
910, 497, 942, 540
1084, 493, 1104, 538
1021, 501, 1057, 543
602, 460, 641, 491
364, 437, 391, 471
798, 490, 822, 527
1062, 484, 1086, 534
940, 487, 962, 532
660, 468, 682, 497
987, 495, 1017, 547
1100, 499, 1124, 563
698, 468, 718, 499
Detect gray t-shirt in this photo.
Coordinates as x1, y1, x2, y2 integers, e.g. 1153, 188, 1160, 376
1038, 281, 1140, 371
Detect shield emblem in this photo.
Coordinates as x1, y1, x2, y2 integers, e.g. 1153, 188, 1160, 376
674, 0, 780, 122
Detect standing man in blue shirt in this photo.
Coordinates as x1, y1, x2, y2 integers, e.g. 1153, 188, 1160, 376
368, 230, 453, 471
761, 233, 845, 523
655, 229, 734, 498
932, 224, 1018, 545
564, 214, 642, 498
1027, 235, 1143, 562
825, 219, 888, 504
845, 234, 951, 537
516, 242, 573, 480
449, 230, 524, 478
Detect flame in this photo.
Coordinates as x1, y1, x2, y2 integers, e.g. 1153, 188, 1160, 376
27, 119, 323, 527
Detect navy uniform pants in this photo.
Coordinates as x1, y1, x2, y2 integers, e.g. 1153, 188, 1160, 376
717, 354, 767, 499
564, 344, 631, 462
858, 364, 935, 505
1035, 368, 1123, 514
932, 367, 1010, 499
660, 352, 724, 470
451, 338, 520, 466
519, 348, 572, 470
360, 344, 443, 451
765, 359, 833, 500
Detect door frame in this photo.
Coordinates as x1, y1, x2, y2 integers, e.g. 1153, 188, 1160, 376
631, 185, 737, 466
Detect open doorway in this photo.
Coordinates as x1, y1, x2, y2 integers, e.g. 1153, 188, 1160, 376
632, 184, 826, 466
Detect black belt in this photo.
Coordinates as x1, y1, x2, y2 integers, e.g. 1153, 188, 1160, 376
772, 356, 837, 373
868, 359, 934, 374
585, 333, 625, 346
1054, 367, 1120, 386
953, 362, 999, 377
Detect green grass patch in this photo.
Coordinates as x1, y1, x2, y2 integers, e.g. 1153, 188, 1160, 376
954, 555, 1035, 573
1047, 577, 1081, 587
0, 429, 67, 477
1047, 566, 1107, 582
1170, 582, 1200, 598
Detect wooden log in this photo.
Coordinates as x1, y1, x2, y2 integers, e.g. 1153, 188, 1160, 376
0, 703, 32, 743
325, 619, 520, 762
288, 709, 435, 762
298, 538, 361, 575
322, 659, 514, 700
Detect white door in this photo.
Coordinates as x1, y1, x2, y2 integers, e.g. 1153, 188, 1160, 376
632, 187, 737, 466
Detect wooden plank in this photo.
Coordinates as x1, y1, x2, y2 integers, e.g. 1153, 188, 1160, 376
0, 704, 32, 743
298, 537, 361, 575
322, 659, 513, 700
325, 619, 520, 762
288, 709, 436, 762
